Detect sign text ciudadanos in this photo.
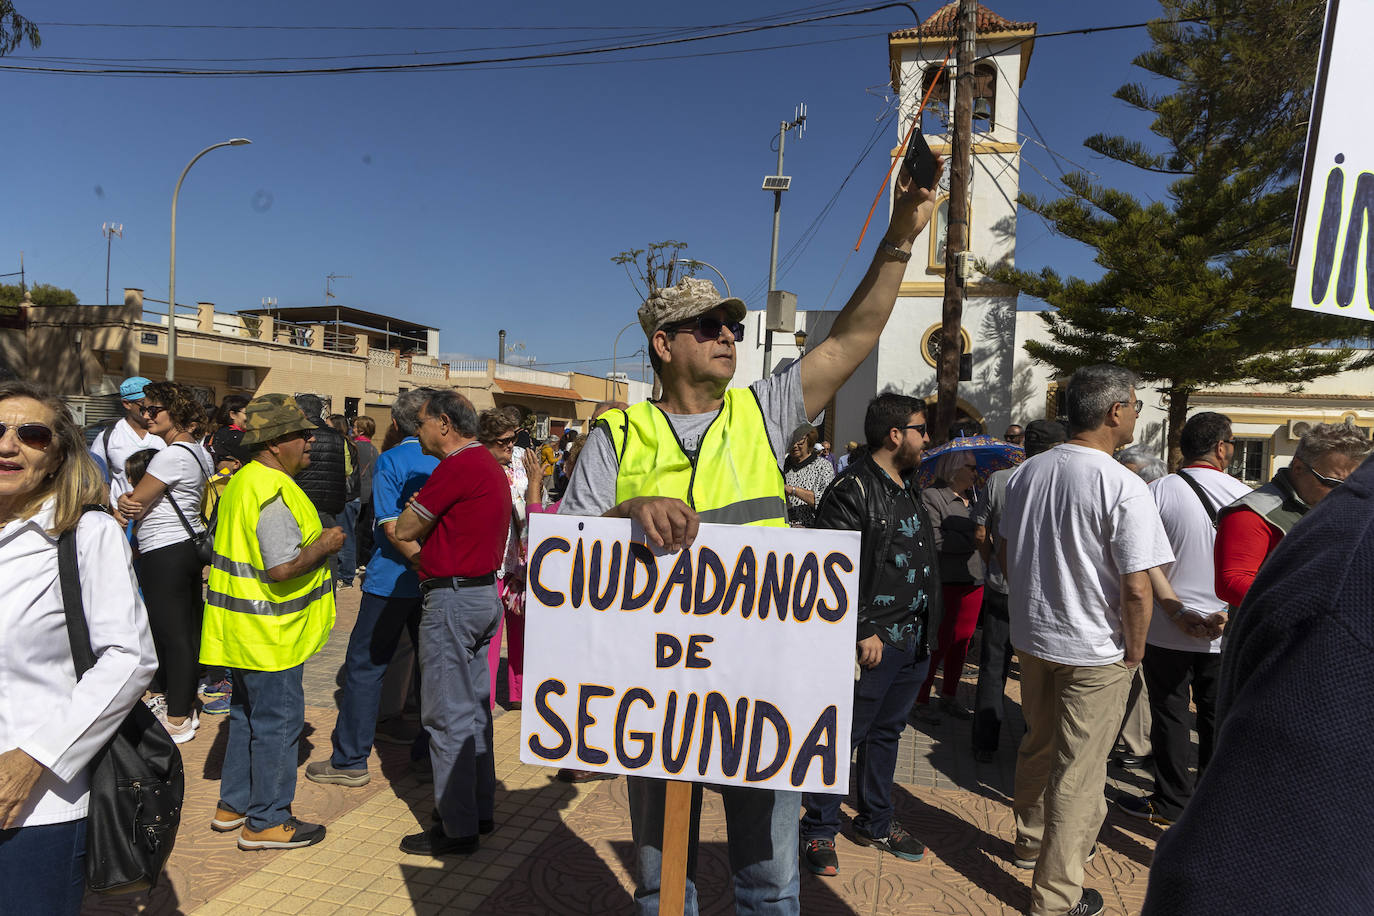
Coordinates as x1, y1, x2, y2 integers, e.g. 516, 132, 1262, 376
518, 514, 860, 794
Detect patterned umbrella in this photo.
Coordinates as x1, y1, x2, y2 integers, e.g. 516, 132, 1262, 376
914, 435, 1025, 490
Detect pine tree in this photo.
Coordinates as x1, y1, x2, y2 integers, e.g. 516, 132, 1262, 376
988, 0, 1374, 464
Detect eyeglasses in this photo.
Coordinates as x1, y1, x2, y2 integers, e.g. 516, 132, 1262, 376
1116, 400, 1144, 415
139, 404, 167, 418
276, 429, 313, 444
493, 434, 517, 447
898, 423, 928, 436
1005, 433, 1024, 442
665, 314, 745, 342
0, 421, 54, 450
1302, 461, 1346, 489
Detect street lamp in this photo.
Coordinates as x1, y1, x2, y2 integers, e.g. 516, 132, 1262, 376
609, 319, 639, 400
167, 138, 252, 380
674, 258, 733, 297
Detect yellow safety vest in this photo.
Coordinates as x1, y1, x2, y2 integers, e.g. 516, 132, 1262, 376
200, 460, 335, 671
600, 391, 787, 527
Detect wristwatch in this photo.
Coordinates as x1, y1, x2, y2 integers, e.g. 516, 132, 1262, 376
878, 239, 912, 263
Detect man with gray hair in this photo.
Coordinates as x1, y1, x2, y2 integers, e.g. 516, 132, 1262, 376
307, 388, 438, 790
999, 365, 1175, 916
1215, 421, 1372, 610
393, 390, 512, 857
972, 418, 1067, 762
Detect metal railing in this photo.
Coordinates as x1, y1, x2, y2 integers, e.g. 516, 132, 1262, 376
446, 358, 489, 375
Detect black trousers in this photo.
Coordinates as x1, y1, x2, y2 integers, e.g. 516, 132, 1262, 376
972, 587, 1014, 753
137, 539, 205, 718
1141, 643, 1221, 819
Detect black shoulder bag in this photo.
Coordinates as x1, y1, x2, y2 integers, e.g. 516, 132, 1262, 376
1176, 468, 1220, 526
58, 517, 185, 894
166, 442, 215, 566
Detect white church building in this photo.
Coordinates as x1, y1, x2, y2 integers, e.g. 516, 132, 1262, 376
730, 2, 1374, 486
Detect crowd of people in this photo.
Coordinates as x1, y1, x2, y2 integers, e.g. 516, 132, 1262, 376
2, 152, 1368, 915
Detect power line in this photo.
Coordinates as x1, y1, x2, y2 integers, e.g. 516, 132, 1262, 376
2, 4, 921, 76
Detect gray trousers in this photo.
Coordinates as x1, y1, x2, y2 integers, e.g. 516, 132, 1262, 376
418, 582, 501, 838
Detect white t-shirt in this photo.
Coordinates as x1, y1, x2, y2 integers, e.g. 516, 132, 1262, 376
1000, 443, 1175, 665
135, 442, 213, 553
90, 418, 165, 503
1145, 466, 1252, 653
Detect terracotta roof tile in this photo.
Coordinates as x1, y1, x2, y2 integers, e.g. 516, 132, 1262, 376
890, 2, 1036, 39
494, 378, 583, 401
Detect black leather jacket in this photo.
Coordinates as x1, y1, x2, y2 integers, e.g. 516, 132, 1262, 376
294, 417, 348, 516
815, 453, 943, 651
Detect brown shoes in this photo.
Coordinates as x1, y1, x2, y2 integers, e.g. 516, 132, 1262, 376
237, 817, 326, 851
210, 805, 247, 832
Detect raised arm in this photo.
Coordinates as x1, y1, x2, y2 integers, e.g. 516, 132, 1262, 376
797, 161, 942, 419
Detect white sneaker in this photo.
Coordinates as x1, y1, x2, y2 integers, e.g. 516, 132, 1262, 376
164, 709, 199, 744
145, 694, 168, 722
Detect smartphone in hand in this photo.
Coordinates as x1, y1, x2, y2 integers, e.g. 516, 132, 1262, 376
902, 131, 939, 191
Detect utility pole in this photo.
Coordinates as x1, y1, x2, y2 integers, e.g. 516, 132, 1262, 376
763, 104, 806, 377
102, 223, 123, 307
935, 0, 976, 443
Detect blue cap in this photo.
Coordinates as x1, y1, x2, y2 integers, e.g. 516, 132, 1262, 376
119, 376, 152, 400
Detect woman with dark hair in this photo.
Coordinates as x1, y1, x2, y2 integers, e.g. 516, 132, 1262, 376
117, 381, 213, 743
783, 423, 833, 527
914, 447, 985, 722
479, 407, 541, 709
208, 394, 249, 463
0, 381, 156, 912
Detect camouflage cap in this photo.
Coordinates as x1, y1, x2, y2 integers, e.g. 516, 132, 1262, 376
241, 393, 317, 446
637, 276, 746, 340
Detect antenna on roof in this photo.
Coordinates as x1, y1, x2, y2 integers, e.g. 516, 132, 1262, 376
325, 273, 351, 303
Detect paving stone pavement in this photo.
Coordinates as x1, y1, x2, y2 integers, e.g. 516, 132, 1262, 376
80, 586, 1165, 915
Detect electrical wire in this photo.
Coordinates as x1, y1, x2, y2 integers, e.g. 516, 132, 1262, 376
1, 4, 924, 77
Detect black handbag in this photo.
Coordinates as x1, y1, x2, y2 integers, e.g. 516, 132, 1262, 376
58, 519, 185, 895
166, 442, 215, 566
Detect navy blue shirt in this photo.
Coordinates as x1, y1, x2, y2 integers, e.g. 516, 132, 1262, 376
1143, 457, 1374, 914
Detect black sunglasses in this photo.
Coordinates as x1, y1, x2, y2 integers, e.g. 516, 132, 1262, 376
899, 423, 928, 436
493, 434, 517, 446
1303, 462, 1345, 489
666, 315, 745, 342
139, 404, 167, 418
0, 421, 54, 450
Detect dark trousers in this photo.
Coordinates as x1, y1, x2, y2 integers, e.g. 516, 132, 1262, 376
972, 587, 1014, 753
801, 639, 929, 840
0, 819, 86, 915
137, 539, 205, 718
330, 592, 423, 770
1141, 643, 1220, 819
220, 665, 306, 831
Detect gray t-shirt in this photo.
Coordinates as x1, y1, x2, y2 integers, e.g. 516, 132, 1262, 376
972, 466, 1011, 593
257, 495, 304, 569
560, 362, 811, 517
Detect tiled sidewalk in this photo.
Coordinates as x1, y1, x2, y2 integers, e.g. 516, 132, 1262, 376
82, 587, 1162, 915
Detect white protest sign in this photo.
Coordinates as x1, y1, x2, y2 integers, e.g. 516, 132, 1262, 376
1292, 0, 1374, 319
519, 514, 860, 795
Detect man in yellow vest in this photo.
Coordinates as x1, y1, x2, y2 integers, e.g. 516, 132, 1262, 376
559, 163, 941, 913
202, 394, 344, 851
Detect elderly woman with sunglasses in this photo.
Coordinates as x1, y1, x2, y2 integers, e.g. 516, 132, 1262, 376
116, 382, 214, 744
479, 407, 542, 710
0, 381, 156, 912
913, 447, 986, 723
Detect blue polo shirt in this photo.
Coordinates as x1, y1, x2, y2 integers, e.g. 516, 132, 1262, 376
363, 437, 439, 599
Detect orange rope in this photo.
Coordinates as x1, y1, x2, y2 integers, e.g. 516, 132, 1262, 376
854, 42, 955, 251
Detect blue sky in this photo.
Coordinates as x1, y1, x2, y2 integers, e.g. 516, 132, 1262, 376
3, 0, 1173, 380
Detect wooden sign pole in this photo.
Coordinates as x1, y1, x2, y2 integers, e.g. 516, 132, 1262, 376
659, 780, 693, 916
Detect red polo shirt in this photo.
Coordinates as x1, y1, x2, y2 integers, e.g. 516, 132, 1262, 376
411, 442, 512, 581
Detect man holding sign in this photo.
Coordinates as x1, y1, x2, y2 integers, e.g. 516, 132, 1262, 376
560, 161, 941, 913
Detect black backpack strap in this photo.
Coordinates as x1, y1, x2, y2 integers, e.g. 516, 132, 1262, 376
58, 509, 105, 678
1175, 468, 1219, 524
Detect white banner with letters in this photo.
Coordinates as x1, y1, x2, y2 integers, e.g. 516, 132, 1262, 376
519, 514, 860, 794
1292, 0, 1374, 319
